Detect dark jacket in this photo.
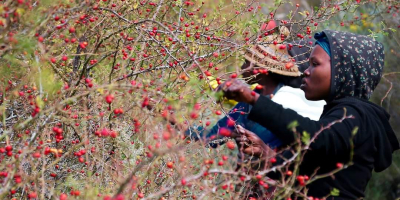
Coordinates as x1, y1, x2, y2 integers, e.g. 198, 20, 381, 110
247, 30, 400, 199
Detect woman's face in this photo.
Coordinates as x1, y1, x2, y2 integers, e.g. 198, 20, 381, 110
240, 60, 263, 85
300, 45, 331, 101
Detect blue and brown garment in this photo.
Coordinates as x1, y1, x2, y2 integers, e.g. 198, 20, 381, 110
314, 30, 385, 101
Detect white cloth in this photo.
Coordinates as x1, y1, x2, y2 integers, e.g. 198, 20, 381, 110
271, 86, 326, 121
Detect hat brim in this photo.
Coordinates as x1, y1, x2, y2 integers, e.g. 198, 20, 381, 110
242, 45, 301, 77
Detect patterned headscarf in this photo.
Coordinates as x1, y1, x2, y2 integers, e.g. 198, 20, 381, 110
315, 30, 385, 101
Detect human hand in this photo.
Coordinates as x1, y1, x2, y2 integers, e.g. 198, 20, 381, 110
216, 79, 259, 105
234, 125, 275, 159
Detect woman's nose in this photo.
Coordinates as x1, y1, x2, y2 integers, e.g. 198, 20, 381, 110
303, 67, 311, 77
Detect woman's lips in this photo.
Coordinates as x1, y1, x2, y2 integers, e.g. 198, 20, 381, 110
300, 78, 307, 90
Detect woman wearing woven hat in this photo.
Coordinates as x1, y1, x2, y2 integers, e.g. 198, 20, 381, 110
218, 30, 400, 199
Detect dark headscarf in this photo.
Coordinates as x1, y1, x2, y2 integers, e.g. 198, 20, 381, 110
314, 30, 385, 101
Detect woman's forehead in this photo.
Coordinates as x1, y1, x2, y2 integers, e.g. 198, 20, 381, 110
310, 45, 329, 60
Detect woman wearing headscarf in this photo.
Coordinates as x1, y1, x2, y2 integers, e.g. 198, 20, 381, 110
218, 30, 400, 199
184, 29, 325, 148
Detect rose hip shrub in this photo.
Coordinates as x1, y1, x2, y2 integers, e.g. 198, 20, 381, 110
0, 0, 398, 199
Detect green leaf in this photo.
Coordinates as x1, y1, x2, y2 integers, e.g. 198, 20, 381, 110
35, 97, 45, 109
287, 10, 293, 19
121, 152, 127, 159
351, 127, 359, 136
214, 90, 224, 102
33, 65, 62, 98
298, 11, 307, 17
287, 120, 298, 129
274, 0, 282, 6
301, 131, 310, 145
330, 188, 340, 196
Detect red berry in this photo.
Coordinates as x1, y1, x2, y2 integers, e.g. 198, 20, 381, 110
181, 178, 186, 185
28, 192, 37, 199
79, 41, 88, 48
226, 141, 235, 149
105, 94, 114, 104
110, 131, 118, 138
5, 145, 12, 152
227, 118, 235, 127
167, 162, 174, 168
230, 73, 237, 78
69, 26, 76, 33
190, 111, 199, 119
32, 152, 41, 158
163, 132, 171, 140
218, 127, 231, 137
285, 62, 294, 69
336, 162, 343, 168
296, 175, 304, 182
60, 193, 68, 200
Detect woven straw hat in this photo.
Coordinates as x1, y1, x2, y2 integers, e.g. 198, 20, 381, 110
242, 26, 301, 77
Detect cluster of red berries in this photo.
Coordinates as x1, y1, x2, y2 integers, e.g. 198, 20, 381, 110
52, 126, 64, 143
0, 145, 13, 157
296, 175, 309, 186
94, 128, 118, 138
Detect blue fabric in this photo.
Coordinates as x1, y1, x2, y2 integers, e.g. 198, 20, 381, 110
314, 32, 331, 57
185, 84, 284, 149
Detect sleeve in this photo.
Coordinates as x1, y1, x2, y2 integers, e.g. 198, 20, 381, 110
248, 95, 361, 158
